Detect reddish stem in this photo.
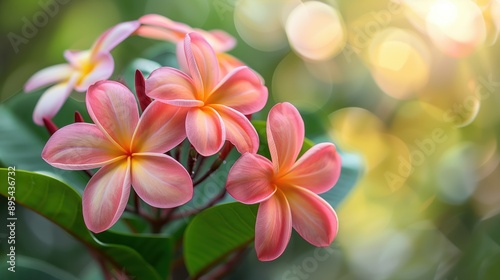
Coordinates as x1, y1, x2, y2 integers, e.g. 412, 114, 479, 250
42, 117, 58, 135
74, 111, 84, 122
167, 186, 227, 221
187, 145, 198, 178
193, 142, 233, 186
135, 70, 151, 112
199, 247, 248, 280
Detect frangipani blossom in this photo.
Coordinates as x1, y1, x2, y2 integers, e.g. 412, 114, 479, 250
146, 32, 268, 156
24, 21, 140, 125
137, 14, 245, 74
42, 81, 193, 233
226, 102, 341, 261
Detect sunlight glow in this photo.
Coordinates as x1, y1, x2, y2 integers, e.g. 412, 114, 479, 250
285, 1, 346, 60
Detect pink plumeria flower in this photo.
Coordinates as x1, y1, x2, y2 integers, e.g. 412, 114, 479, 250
42, 80, 193, 233
226, 102, 342, 261
137, 14, 245, 74
146, 32, 268, 156
24, 21, 140, 126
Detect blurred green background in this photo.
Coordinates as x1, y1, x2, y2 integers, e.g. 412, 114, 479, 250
2, 0, 500, 279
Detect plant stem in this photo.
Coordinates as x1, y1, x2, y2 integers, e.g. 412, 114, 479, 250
151, 220, 163, 234
190, 240, 252, 279
167, 187, 227, 222
187, 145, 197, 177
200, 247, 248, 280
133, 191, 140, 215
174, 142, 182, 162
193, 142, 233, 186
82, 169, 94, 178
89, 248, 113, 280
135, 70, 151, 112
192, 154, 206, 176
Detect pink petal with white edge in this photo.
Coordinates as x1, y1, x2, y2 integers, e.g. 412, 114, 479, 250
32, 77, 76, 125
146, 67, 202, 105
283, 143, 341, 194
212, 105, 259, 154
42, 123, 123, 170
186, 107, 225, 156
132, 101, 188, 153
82, 159, 131, 233
255, 190, 292, 261
267, 103, 305, 173
136, 26, 179, 42
75, 53, 114, 92
196, 29, 236, 52
184, 33, 220, 95
208, 67, 267, 115
24, 64, 73, 92
91, 20, 140, 54
87, 81, 139, 150
226, 153, 276, 204
283, 186, 338, 247
131, 153, 193, 208
179, 33, 238, 75
139, 14, 191, 40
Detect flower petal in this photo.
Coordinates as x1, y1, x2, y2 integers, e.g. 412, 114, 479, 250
82, 159, 131, 233
132, 101, 188, 153
146, 67, 203, 106
283, 143, 341, 194
91, 20, 140, 54
217, 53, 245, 76
136, 26, 179, 42
255, 190, 292, 261
226, 153, 276, 204
283, 186, 338, 247
32, 78, 76, 125
87, 81, 139, 150
176, 40, 190, 74
24, 64, 73, 92
184, 33, 220, 95
207, 67, 268, 114
212, 105, 259, 154
186, 107, 225, 156
267, 102, 304, 173
75, 53, 114, 91
138, 14, 191, 41
42, 123, 123, 170
138, 14, 236, 52
131, 153, 193, 208
64, 49, 89, 68
196, 29, 236, 53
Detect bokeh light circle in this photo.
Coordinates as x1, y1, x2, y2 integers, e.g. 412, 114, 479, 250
285, 1, 346, 60
369, 28, 431, 99
234, 0, 300, 51
272, 53, 333, 112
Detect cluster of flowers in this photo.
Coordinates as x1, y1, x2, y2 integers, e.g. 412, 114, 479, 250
25, 15, 342, 261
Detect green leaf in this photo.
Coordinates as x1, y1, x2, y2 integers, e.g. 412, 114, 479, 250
253, 120, 271, 159
319, 151, 363, 208
123, 58, 162, 91
123, 42, 179, 91
0, 169, 163, 280
183, 202, 258, 277
96, 231, 174, 279
0, 255, 80, 280
0, 91, 90, 192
